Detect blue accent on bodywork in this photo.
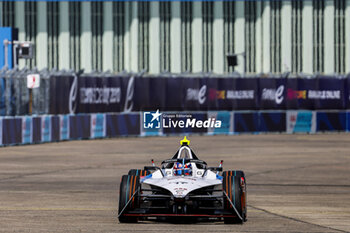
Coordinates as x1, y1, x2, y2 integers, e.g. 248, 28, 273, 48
140, 174, 152, 183
216, 174, 223, 180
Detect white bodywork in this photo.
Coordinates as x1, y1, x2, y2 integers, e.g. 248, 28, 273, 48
142, 146, 222, 198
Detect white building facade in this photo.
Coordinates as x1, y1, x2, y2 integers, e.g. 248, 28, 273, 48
1, 0, 350, 75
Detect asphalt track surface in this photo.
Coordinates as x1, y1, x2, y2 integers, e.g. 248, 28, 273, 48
0, 134, 349, 232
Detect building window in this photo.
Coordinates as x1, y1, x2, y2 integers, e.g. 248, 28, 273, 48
113, 2, 125, 72
181, 2, 192, 73
334, 0, 346, 74
313, 0, 325, 73
245, 1, 257, 73
270, 1, 282, 73
223, 1, 235, 73
138, 2, 150, 72
1, 2, 15, 27
202, 2, 214, 73
91, 2, 103, 71
69, 2, 81, 71
47, 2, 59, 69
160, 2, 171, 72
292, 0, 303, 74
25, 2, 37, 68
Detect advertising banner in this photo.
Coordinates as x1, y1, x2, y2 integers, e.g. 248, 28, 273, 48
286, 78, 317, 110
208, 78, 235, 110
233, 78, 259, 110
41, 115, 51, 142
148, 77, 167, 111
259, 78, 287, 110
78, 76, 122, 113
183, 78, 208, 111
316, 112, 346, 132
90, 113, 106, 139
49, 75, 76, 114
165, 77, 184, 111
207, 78, 259, 111
315, 77, 345, 109
347, 75, 350, 109
133, 77, 150, 111
60, 115, 69, 140
48, 75, 350, 114
22, 116, 32, 144
2, 118, 22, 145
207, 78, 219, 110
207, 111, 233, 135
133, 77, 167, 111
286, 111, 316, 133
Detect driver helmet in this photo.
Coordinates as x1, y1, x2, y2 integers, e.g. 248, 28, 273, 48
173, 162, 192, 176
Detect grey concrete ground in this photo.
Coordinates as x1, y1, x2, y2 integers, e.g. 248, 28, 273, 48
0, 134, 349, 232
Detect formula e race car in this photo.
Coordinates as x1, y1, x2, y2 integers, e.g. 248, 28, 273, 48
118, 137, 247, 224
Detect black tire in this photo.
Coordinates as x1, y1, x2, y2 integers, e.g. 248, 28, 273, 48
222, 170, 245, 178
118, 175, 140, 223
222, 175, 247, 224
128, 169, 150, 176
222, 170, 247, 222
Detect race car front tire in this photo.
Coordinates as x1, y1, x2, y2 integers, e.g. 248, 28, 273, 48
222, 170, 245, 178
222, 175, 247, 224
118, 175, 140, 223
128, 169, 150, 176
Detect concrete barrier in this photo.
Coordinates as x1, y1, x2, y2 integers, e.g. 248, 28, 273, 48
0, 111, 349, 146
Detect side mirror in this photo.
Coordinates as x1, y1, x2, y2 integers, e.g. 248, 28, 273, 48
207, 167, 223, 172
144, 166, 164, 177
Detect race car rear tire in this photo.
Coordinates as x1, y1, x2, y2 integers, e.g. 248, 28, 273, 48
222, 175, 247, 224
128, 169, 150, 176
118, 175, 140, 223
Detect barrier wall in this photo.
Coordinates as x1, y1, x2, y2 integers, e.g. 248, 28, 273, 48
0, 111, 349, 147
2, 71, 350, 116
49, 75, 350, 114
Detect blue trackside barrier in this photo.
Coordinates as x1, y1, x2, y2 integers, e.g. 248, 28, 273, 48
51, 116, 60, 142
32, 117, 41, 143
106, 113, 140, 137
2, 117, 22, 145
347, 112, 350, 132
0, 110, 350, 147
234, 112, 259, 133
259, 112, 286, 133
69, 114, 91, 140
90, 114, 106, 139
286, 111, 316, 134
207, 111, 233, 135
316, 111, 347, 132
